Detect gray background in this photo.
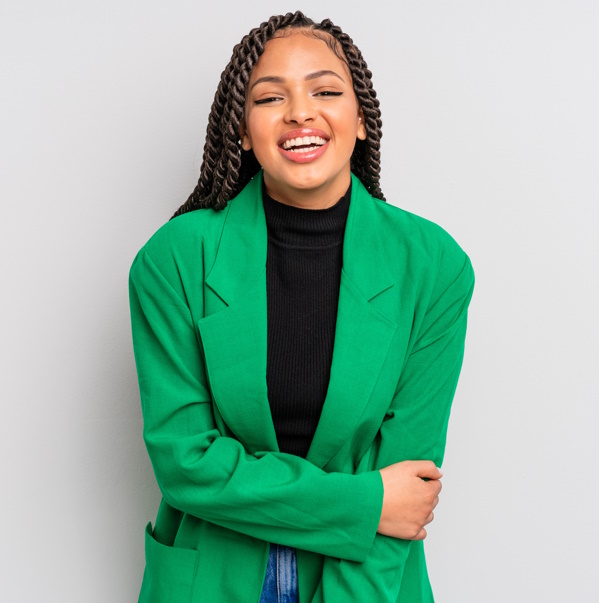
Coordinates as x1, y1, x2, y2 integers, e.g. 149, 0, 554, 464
1, 1, 598, 601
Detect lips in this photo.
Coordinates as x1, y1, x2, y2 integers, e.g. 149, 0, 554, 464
276, 128, 331, 164
277, 128, 330, 147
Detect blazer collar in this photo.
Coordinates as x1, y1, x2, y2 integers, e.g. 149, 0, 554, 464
205, 171, 394, 305
198, 171, 397, 468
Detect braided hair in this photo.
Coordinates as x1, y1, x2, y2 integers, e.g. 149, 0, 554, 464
172, 11, 384, 217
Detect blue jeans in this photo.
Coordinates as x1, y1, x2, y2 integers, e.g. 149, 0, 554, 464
259, 543, 299, 603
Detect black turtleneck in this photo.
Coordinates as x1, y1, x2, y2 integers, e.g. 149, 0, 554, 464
262, 180, 352, 458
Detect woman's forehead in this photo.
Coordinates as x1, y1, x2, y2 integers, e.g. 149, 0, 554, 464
250, 30, 350, 82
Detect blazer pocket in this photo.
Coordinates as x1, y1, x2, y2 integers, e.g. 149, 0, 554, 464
139, 522, 199, 603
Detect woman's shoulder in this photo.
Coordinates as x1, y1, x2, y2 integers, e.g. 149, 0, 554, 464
129, 205, 230, 288
370, 195, 472, 270
139, 205, 229, 258
370, 196, 475, 302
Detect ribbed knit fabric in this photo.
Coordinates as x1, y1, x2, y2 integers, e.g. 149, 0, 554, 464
262, 180, 352, 458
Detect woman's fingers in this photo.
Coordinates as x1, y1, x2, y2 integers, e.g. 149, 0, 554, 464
377, 460, 444, 540
412, 460, 443, 480
413, 528, 427, 541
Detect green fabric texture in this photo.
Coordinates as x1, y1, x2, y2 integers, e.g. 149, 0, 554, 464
129, 171, 475, 602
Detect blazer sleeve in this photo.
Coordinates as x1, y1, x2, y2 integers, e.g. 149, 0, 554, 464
310, 246, 475, 602
128, 246, 384, 563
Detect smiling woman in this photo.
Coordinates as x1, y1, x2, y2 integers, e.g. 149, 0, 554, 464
240, 36, 366, 208
129, 10, 474, 603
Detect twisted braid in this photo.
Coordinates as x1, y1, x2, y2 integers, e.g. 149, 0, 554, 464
172, 11, 384, 218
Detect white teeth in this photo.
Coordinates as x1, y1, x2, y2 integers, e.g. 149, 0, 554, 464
282, 135, 327, 150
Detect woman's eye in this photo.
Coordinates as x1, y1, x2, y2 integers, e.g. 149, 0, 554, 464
254, 97, 282, 105
253, 91, 342, 105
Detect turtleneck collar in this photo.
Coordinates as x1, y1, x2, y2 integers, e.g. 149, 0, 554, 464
262, 180, 352, 249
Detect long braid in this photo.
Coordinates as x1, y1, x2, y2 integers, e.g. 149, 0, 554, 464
172, 11, 384, 218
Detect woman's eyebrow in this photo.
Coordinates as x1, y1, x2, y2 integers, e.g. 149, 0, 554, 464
250, 70, 345, 91
305, 70, 344, 82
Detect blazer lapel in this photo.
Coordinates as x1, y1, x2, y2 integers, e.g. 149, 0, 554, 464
197, 173, 279, 455
197, 171, 398, 467
306, 174, 398, 468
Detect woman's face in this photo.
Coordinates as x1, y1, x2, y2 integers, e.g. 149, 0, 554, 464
241, 30, 367, 208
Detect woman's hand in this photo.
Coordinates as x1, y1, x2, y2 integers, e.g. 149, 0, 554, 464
377, 460, 443, 540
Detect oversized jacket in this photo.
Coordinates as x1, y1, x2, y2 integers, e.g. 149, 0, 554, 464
128, 170, 475, 602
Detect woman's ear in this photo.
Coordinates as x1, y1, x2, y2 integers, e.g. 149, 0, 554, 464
357, 108, 367, 141
239, 118, 252, 151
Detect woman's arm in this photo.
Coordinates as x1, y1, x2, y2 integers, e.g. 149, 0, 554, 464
129, 247, 383, 563
310, 249, 475, 602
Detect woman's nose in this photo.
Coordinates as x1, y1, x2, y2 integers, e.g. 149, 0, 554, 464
284, 94, 315, 124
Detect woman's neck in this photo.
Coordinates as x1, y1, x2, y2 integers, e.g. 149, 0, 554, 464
262, 169, 352, 210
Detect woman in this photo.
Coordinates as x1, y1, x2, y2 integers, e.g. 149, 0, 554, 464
129, 11, 475, 603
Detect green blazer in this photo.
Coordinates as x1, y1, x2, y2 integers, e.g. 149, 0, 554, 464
129, 171, 475, 603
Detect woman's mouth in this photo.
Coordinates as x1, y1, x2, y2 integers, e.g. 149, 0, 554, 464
281, 135, 328, 152
277, 132, 330, 163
